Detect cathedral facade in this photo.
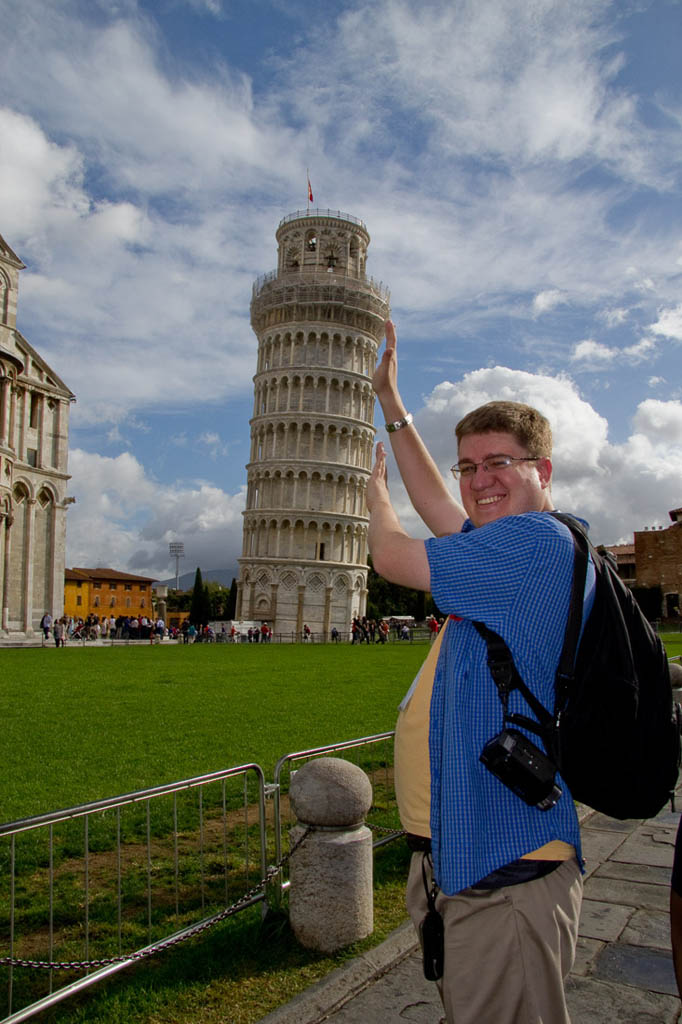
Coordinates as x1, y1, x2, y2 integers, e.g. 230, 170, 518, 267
236, 210, 390, 638
0, 233, 74, 636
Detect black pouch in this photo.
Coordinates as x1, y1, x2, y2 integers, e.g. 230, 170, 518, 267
420, 906, 444, 980
419, 854, 443, 981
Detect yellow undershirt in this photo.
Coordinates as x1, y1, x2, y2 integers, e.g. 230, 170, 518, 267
394, 618, 574, 862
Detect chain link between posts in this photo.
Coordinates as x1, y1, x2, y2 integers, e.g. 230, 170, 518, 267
0, 827, 313, 972
1, 822, 406, 974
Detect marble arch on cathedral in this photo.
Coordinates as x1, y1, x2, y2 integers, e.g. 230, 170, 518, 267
0, 232, 74, 636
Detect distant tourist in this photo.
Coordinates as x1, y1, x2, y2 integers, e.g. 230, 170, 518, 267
40, 612, 52, 641
53, 618, 65, 648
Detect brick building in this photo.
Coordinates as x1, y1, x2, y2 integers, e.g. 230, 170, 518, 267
633, 508, 682, 619
606, 506, 682, 620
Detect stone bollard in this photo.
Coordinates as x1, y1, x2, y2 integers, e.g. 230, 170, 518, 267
288, 756, 373, 953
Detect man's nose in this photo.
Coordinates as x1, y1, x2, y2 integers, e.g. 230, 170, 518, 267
469, 462, 495, 486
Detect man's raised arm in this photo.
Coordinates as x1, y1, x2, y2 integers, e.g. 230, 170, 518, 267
367, 443, 431, 591
373, 320, 466, 536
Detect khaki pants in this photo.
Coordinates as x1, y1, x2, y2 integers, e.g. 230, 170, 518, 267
406, 853, 582, 1024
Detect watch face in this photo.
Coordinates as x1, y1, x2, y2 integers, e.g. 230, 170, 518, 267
387, 413, 411, 433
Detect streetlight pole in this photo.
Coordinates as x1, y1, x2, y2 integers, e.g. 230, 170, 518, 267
169, 542, 184, 591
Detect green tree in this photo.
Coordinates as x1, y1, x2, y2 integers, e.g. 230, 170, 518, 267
226, 578, 237, 619
366, 557, 438, 622
204, 581, 228, 620
189, 568, 211, 626
166, 589, 191, 612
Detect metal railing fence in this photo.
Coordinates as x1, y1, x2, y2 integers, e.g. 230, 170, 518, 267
231, 628, 431, 645
0, 764, 267, 1023
0, 733, 400, 1023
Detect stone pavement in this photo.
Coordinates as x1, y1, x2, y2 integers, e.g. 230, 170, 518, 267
260, 801, 682, 1024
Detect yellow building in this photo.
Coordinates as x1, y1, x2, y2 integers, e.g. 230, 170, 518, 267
64, 568, 157, 620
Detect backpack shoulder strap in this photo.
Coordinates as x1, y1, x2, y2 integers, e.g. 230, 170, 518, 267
473, 511, 590, 734
472, 620, 553, 736
549, 512, 590, 711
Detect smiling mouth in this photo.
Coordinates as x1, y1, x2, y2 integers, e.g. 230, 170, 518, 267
477, 495, 505, 506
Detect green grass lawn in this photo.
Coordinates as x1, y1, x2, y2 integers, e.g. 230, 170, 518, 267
661, 633, 682, 662
1, 643, 426, 824
2, 636, 681, 1024
1, 643, 424, 1024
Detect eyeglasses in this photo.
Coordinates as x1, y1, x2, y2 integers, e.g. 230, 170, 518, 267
450, 455, 541, 480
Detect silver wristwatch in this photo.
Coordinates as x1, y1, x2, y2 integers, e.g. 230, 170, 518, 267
385, 412, 413, 433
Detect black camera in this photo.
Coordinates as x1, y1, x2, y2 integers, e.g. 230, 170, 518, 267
480, 728, 562, 811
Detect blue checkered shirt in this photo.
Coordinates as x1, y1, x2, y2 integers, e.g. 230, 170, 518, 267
425, 511, 593, 896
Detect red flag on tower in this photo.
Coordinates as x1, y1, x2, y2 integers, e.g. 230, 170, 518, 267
307, 173, 313, 204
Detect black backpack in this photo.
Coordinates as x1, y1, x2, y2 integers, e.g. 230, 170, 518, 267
475, 512, 681, 820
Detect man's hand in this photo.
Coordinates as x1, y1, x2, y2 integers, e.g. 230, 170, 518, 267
367, 442, 431, 590
372, 320, 401, 410
371, 319, 467, 537
366, 441, 390, 513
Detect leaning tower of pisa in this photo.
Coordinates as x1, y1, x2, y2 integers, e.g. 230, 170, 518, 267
236, 209, 390, 639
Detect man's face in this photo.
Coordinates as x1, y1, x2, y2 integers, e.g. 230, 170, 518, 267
457, 430, 553, 528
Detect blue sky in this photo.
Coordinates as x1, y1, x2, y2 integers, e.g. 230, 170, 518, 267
1, 0, 681, 580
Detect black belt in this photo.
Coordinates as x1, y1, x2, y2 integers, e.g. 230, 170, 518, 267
406, 834, 563, 889
406, 833, 431, 852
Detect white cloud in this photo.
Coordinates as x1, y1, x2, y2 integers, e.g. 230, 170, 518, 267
1, 0, 680, 431
197, 431, 232, 458
67, 373, 682, 577
571, 339, 617, 364
632, 399, 682, 443
599, 306, 628, 328
0, 0, 680, 576
649, 304, 682, 342
66, 449, 245, 577
383, 367, 680, 547
532, 289, 566, 315
571, 336, 655, 368
0, 107, 88, 239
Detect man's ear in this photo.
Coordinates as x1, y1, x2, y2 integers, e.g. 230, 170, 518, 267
537, 456, 552, 489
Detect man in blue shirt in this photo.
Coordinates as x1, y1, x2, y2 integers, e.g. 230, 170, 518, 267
367, 321, 588, 1024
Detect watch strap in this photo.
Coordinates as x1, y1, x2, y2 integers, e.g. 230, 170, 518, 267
385, 412, 413, 433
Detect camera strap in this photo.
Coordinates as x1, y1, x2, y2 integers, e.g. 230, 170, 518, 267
420, 853, 444, 981
421, 852, 438, 912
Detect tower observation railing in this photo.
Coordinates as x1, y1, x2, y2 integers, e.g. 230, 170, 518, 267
252, 269, 390, 304
278, 209, 366, 229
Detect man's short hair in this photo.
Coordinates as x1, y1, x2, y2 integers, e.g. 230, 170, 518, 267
455, 401, 552, 457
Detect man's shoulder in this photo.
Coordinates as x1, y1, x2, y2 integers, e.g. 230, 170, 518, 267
477, 510, 583, 543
